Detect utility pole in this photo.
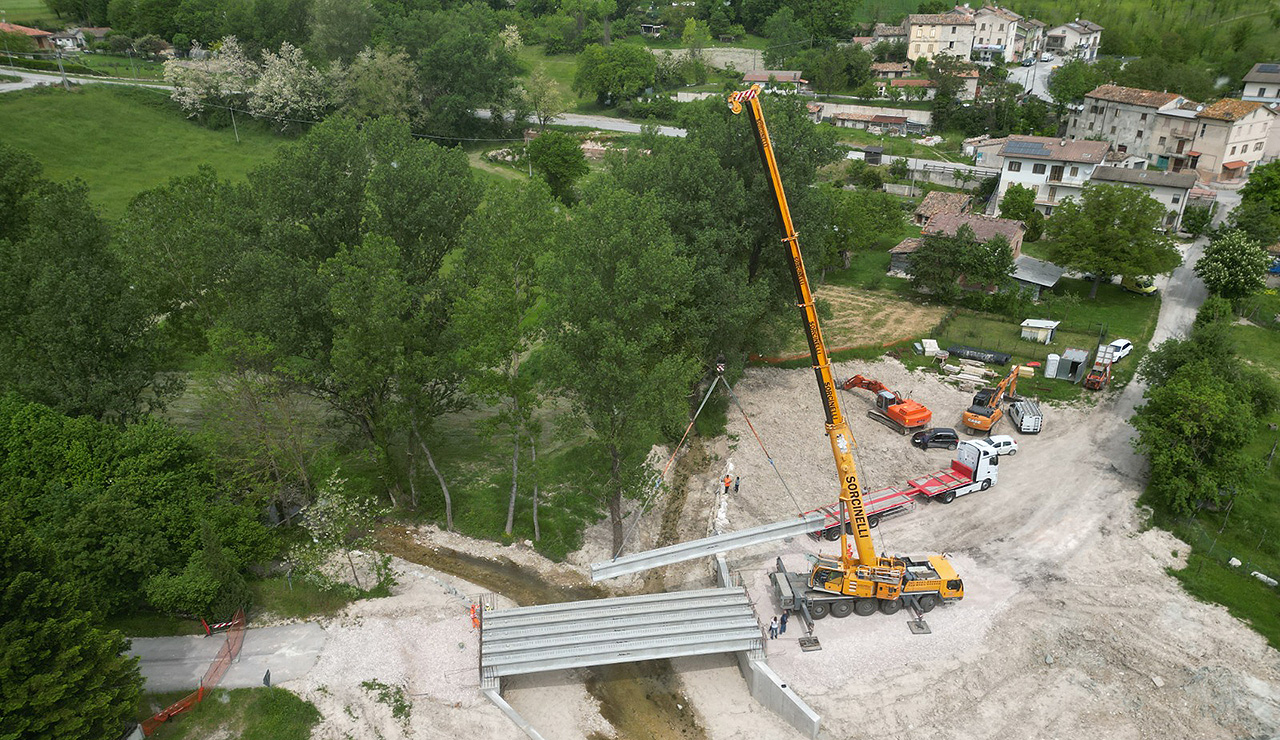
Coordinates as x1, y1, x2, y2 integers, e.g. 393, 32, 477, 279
2, 11, 12, 64
54, 49, 68, 90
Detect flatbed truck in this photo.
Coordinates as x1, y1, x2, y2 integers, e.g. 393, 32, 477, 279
809, 441, 999, 537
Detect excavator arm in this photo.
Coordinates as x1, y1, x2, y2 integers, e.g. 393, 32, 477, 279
728, 86, 876, 568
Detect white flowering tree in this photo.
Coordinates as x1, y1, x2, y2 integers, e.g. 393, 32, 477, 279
164, 36, 258, 119
249, 42, 329, 131
1194, 229, 1272, 304
287, 470, 395, 593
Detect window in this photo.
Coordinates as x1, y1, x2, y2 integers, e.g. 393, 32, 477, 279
980, 22, 986, 30
1008, 161, 1022, 172
951, 26, 957, 33
1048, 186, 1058, 201
1172, 195, 1180, 204
1261, 87, 1268, 97
1032, 163, 1046, 174
1140, 113, 1147, 122
1136, 130, 1143, 138
914, 43, 921, 53
1230, 145, 1237, 155
1088, 121, 1094, 131
1070, 166, 1079, 177
1110, 126, 1116, 134
1159, 136, 1167, 146
1257, 142, 1266, 151
1118, 145, 1127, 154
1071, 118, 1078, 128
1200, 124, 1207, 137
999, 23, 1005, 30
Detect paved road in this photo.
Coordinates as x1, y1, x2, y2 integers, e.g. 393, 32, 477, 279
0, 66, 171, 92
129, 623, 327, 691
1006, 57, 1060, 101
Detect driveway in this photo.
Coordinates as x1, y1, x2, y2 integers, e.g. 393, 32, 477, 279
1006, 58, 1059, 101
129, 623, 327, 692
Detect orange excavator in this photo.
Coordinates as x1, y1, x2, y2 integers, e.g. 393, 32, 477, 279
961, 365, 1020, 435
841, 375, 932, 435
731, 85, 964, 621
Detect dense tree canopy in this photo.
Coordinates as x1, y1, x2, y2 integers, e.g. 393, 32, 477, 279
1046, 184, 1181, 298
1194, 229, 1272, 303
0, 509, 142, 740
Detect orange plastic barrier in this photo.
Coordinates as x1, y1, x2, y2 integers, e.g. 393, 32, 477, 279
140, 609, 246, 736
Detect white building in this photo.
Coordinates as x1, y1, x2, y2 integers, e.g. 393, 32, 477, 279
972, 5, 1021, 64
1045, 19, 1102, 61
995, 136, 1110, 216
1089, 166, 1198, 231
1187, 98, 1277, 181
1242, 62, 1280, 106
906, 12, 976, 61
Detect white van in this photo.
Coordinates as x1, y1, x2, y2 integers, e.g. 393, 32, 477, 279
1007, 400, 1043, 434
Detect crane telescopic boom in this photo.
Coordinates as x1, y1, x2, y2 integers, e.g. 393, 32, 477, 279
728, 85, 875, 568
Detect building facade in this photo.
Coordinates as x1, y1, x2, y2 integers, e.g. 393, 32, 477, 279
1045, 19, 1102, 60
1069, 85, 1188, 159
1188, 99, 1276, 181
996, 136, 1110, 216
906, 12, 976, 61
972, 5, 1021, 63
1242, 62, 1280, 105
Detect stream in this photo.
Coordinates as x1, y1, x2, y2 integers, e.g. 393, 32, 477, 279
377, 527, 708, 740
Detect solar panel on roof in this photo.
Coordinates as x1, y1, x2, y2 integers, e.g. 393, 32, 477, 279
1005, 140, 1050, 156
1258, 63, 1280, 74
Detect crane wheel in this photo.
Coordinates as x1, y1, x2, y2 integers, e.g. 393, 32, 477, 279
830, 600, 854, 618
853, 598, 878, 616
879, 598, 902, 615
939, 491, 956, 504
981, 479, 992, 491
810, 602, 830, 620
917, 595, 939, 613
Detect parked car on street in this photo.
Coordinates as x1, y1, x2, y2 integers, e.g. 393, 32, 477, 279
1121, 276, 1157, 296
1107, 338, 1134, 361
912, 427, 960, 450
1040, 52, 1054, 62
1021, 56, 1035, 66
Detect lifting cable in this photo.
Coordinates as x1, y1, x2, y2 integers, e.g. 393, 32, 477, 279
612, 375, 723, 559
721, 382, 806, 518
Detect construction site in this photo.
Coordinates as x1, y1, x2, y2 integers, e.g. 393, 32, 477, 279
263, 87, 1280, 740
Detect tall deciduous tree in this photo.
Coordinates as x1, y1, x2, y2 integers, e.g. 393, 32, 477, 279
1194, 229, 1271, 304
544, 185, 701, 554
0, 157, 177, 423
523, 68, 565, 129
1046, 183, 1180, 298
249, 41, 328, 131
908, 224, 978, 302
336, 46, 421, 123
307, 0, 376, 63
453, 179, 561, 536
0, 511, 142, 740
998, 183, 1043, 241
574, 42, 657, 104
527, 130, 589, 202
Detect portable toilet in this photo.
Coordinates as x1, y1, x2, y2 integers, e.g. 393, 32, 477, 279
1045, 353, 1060, 379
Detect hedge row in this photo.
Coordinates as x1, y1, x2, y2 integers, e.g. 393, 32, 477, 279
0, 56, 105, 76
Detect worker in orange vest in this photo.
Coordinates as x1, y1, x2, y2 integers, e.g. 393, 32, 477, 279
723, 474, 733, 494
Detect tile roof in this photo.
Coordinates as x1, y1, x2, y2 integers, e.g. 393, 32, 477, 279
1054, 19, 1102, 33
999, 135, 1110, 163
889, 237, 923, 254
1196, 98, 1269, 122
1244, 62, 1280, 85
978, 5, 1022, 21
874, 22, 906, 37
871, 61, 912, 73
742, 70, 805, 83
1085, 84, 1181, 108
889, 78, 935, 87
1025, 18, 1046, 28
915, 191, 970, 220
871, 114, 908, 124
834, 112, 877, 121
0, 21, 52, 37
925, 213, 1025, 243
806, 103, 823, 113
1090, 165, 1197, 190
1012, 256, 1064, 288
909, 12, 975, 25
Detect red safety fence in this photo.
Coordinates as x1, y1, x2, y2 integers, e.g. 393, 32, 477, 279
140, 608, 246, 736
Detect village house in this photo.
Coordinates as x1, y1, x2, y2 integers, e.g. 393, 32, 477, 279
1045, 19, 1102, 60
964, 135, 1010, 167
914, 191, 970, 226
871, 61, 912, 79
1243, 62, 1280, 106
1089, 166, 1197, 231
872, 22, 908, 45
1014, 18, 1045, 60
972, 5, 1021, 64
995, 135, 1110, 216
0, 21, 53, 50
1069, 84, 1190, 160
876, 78, 936, 100
889, 212, 1025, 276
906, 12, 975, 61
742, 70, 807, 92
806, 103, 823, 124
1186, 98, 1277, 181
850, 36, 874, 48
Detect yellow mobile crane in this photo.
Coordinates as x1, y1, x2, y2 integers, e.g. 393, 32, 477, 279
729, 85, 964, 619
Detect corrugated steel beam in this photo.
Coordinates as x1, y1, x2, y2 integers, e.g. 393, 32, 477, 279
590, 513, 827, 582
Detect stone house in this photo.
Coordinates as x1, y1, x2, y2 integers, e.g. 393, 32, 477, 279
906, 12, 976, 61
1069, 85, 1189, 160
1045, 19, 1102, 60
913, 191, 970, 226
872, 61, 912, 79
995, 136, 1110, 216
972, 5, 1021, 63
1088, 166, 1197, 231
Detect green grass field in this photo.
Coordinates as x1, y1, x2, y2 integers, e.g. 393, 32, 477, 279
0, 0, 55, 26
141, 688, 320, 740
75, 52, 167, 80
0, 85, 284, 217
